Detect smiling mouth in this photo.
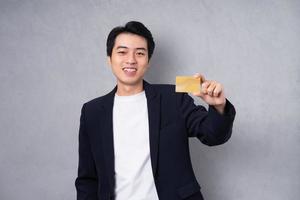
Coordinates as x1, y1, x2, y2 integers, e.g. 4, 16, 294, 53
122, 67, 137, 72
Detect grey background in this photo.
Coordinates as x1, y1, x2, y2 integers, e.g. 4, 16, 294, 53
0, 0, 299, 199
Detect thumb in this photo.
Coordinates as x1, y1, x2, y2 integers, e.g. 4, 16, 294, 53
192, 91, 203, 97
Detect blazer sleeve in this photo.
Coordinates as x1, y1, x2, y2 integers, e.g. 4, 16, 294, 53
178, 93, 236, 146
75, 104, 98, 200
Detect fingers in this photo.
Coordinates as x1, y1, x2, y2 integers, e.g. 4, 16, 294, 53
213, 83, 222, 97
201, 81, 223, 97
193, 73, 205, 83
192, 73, 205, 97
192, 73, 223, 97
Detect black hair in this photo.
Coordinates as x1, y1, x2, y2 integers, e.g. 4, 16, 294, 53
106, 21, 155, 60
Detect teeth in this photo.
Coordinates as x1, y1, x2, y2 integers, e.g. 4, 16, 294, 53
123, 68, 137, 72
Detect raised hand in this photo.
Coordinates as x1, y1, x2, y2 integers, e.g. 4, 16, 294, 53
192, 73, 226, 114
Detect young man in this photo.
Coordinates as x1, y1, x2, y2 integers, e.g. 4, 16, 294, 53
75, 21, 236, 200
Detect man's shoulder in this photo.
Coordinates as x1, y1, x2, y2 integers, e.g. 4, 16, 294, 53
151, 83, 186, 100
85, 95, 105, 105
82, 91, 113, 108
151, 83, 175, 94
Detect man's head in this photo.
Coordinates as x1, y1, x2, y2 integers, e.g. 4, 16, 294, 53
106, 21, 155, 61
106, 21, 155, 93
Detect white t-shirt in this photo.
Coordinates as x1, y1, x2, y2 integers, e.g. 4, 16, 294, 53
113, 91, 159, 200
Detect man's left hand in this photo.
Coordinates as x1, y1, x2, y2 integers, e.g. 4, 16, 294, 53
192, 73, 226, 114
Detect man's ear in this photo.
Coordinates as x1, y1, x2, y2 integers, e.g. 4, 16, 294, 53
107, 56, 112, 66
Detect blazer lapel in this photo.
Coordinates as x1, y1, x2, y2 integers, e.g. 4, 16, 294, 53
144, 81, 161, 177
99, 86, 117, 190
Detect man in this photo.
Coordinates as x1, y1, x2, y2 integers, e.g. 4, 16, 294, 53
75, 21, 236, 200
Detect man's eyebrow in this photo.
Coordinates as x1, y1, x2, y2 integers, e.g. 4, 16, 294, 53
116, 46, 147, 51
136, 47, 147, 51
116, 46, 128, 49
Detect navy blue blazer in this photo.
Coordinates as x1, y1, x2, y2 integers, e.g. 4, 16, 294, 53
75, 80, 236, 200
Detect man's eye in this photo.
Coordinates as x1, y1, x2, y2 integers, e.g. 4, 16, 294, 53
137, 52, 145, 56
117, 51, 125, 54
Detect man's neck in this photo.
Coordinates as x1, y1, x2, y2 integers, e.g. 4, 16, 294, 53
116, 82, 144, 96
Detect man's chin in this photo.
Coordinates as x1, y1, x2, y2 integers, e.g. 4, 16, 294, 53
118, 78, 143, 87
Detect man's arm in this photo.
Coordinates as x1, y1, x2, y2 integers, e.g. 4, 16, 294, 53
178, 74, 236, 146
75, 104, 98, 200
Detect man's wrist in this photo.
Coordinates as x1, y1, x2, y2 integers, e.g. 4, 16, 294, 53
213, 101, 226, 115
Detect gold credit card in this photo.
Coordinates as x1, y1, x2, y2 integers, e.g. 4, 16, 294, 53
175, 76, 201, 93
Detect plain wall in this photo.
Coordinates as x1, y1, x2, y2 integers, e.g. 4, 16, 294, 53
0, 0, 299, 199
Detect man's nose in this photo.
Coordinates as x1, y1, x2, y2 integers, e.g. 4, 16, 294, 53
126, 52, 137, 64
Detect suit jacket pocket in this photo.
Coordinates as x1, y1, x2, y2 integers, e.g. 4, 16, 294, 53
177, 181, 201, 199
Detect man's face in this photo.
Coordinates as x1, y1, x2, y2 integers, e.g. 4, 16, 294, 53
108, 33, 149, 88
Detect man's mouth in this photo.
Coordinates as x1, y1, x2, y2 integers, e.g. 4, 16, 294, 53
122, 67, 137, 72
